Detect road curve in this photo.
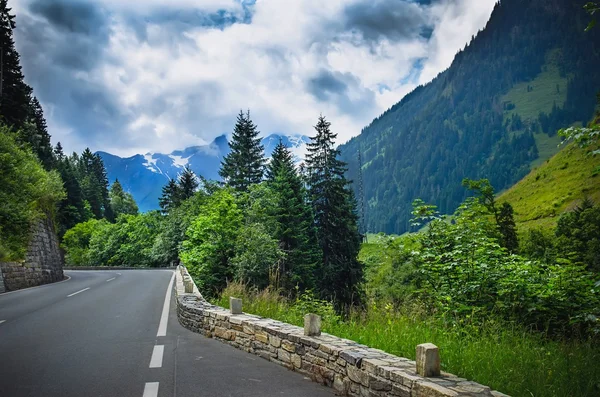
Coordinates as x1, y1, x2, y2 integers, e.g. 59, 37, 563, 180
0, 270, 334, 397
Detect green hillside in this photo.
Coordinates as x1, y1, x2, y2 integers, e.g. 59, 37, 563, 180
498, 140, 600, 232
340, 0, 600, 235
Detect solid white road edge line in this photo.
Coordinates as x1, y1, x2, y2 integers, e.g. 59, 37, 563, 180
142, 382, 159, 397
157, 272, 175, 337
149, 345, 164, 368
106, 277, 116, 282
67, 287, 90, 297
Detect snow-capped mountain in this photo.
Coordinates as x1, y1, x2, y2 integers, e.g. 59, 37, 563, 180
97, 134, 310, 212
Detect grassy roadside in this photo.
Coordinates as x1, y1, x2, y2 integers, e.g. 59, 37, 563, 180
215, 283, 600, 397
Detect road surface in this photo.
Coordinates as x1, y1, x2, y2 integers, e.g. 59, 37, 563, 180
0, 270, 334, 397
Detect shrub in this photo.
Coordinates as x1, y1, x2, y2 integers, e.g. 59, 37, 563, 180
0, 129, 64, 260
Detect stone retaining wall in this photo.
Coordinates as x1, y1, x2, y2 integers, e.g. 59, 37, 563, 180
0, 217, 63, 292
175, 266, 508, 397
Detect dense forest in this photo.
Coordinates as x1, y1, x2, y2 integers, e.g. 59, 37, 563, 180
340, 0, 600, 234
0, 0, 126, 261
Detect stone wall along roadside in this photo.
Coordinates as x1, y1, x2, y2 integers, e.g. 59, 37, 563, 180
174, 265, 509, 397
0, 217, 64, 292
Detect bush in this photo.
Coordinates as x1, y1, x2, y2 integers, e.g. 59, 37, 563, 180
181, 189, 242, 296
0, 129, 64, 260
62, 219, 107, 265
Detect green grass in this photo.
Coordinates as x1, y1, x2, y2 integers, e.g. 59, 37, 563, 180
498, 141, 600, 232
531, 132, 563, 169
216, 283, 600, 397
502, 50, 568, 124
500, 49, 576, 167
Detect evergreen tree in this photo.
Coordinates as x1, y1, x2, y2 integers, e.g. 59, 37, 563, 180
266, 138, 291, 181
0, 0, 33, 129
158, 179, 181, 214
54, 142, 65, 161
79, 148, 112, 221
109, 179, 139, 218
305, 115, 363, 309
219, 110, 266, 191
55, 156, 87, 237
178, 165, 199, 200
497, 202, 518, 254
267, 140, 319, 293
25, 96, 54, 169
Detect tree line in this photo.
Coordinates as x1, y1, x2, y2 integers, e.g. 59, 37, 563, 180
62, 111, 364, 309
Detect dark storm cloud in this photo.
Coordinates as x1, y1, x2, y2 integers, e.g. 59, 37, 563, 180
29, 0, 109, 36
342, 0, 430, 43
307, 70, 376, 117
14, 5, 127, 147
25, 0, 110, 71
308, 70, 349, 101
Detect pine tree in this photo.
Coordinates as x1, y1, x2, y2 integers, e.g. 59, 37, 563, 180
267, 140, 319, 293
305, 115, 363, 309
26, 97, 54, 169
54, 142, 65, 161
266, 138, 292, 181
158, 179, 182, 214
219, 110, 266, 192
178, 165, 199, 201
0, 0, 33, 129
55, 154, 87, 237
78, 148, 112, 221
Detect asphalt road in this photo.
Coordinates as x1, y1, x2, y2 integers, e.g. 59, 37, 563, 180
0, 270, 334, 397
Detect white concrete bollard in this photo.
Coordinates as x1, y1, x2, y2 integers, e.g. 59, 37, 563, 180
230, 297, 243, 314
416, 343, 441, 377
303, 313, 321, 336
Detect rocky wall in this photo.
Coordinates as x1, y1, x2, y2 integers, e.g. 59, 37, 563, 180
174, 266, 509, 397
0, 217, 64, 292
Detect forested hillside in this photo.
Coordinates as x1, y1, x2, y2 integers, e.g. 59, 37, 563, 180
340, 0, 600, 234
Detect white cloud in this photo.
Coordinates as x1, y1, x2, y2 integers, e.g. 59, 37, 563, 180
13, 0, 497, 156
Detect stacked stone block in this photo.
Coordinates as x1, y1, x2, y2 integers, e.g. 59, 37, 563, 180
0, 217, 63, 292
175, 266, 509, 397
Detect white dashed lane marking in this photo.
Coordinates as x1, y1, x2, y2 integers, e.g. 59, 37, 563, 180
0, 320, 5, 325
149, 345, 164, 368
67, 287, 90, 297
142, 382, 159, 397
106, 277, 116, 282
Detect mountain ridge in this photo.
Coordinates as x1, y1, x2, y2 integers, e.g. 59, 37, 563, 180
98, 133, 310, 212
340, 0, 600, 234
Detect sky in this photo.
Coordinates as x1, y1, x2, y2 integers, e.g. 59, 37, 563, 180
11, 0, 497, 156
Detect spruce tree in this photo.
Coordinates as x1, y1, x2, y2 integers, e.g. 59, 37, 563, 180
55, 154, 87, 236
305, 115, 363, 309
178, 165, 199, 201
159, 179, 181, 214
78, 148, 112, 221
26, 96, 54, 169
0, 0, 33, 129
267, 140, 319, 293
219, 110, 266, 191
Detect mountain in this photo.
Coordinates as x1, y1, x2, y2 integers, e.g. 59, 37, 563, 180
498, 139, 600, 233
98, 134, 310, 212
339, 0, 600, 235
